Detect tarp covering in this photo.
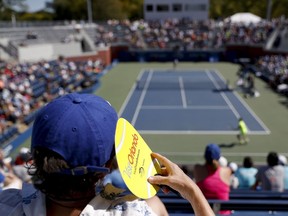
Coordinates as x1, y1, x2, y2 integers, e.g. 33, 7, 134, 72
225, 12, 262, 25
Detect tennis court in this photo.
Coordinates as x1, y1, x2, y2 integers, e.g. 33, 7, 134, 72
17, 62, 288, 165
119, 69, 269, 135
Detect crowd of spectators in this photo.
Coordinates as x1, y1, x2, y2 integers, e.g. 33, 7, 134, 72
0, 17, 283, 52
0, 57, 105, 145
208, 151, 288, 192
255, 54, 288, 95
91, 18, 279, 50
190, 145, 288, 214
1, 144, 287, 216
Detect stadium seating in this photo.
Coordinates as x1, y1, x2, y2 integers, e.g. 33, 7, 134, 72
0, 126, 19, 147
23, 110, 39, 126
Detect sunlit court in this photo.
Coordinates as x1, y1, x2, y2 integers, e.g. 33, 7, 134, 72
119, 69, 270, 135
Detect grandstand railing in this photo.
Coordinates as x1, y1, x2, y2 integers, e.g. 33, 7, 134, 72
158, 190, 288, 215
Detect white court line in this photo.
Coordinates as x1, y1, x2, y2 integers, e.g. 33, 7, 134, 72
206, 70, 240, 119
214, 70, 271, 134
139, 130, 268, 135
161, 152, 280, 157
158, 152, 285, 164
118, 69, 145, 117
141, 105, 230, 110
131, 70, 153, 125
179, 76, 187, 108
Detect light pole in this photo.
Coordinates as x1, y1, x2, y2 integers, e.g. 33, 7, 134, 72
87, 0, 93, 24
266, 0, 272, 20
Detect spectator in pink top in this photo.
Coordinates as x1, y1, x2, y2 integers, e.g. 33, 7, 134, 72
193, 143, 232, 215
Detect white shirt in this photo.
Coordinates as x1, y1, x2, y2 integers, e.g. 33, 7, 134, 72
0, 183, 157, 216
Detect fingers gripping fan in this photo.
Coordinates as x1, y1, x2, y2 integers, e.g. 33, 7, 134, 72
115, 118, 161, 199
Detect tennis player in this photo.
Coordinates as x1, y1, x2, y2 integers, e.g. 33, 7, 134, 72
237, 117, 249, 144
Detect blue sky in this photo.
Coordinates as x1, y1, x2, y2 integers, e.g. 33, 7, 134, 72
25, 0, 52, 12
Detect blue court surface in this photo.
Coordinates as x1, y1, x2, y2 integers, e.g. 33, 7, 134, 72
119, 69, 270, 135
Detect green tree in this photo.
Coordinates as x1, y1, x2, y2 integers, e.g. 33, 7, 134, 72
273, 0, 288, 18
120, 0, 143, 20
53, 0, 87, 20
18, 11, 53, 21
3, 0, 288, 22
0, 0, 25, 20
92, 0, 126, 20
209, 0, 278, 19
209, 0, 236, 19
232, 0, 266, 18
52, 0, 129, 21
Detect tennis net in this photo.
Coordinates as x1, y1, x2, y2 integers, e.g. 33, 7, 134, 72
136, 77, 229, 90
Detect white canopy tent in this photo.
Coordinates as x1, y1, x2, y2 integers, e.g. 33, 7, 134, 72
224, 12, 262, 25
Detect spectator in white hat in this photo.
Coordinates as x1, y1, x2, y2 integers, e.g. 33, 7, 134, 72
219, 156, 228, 167
228, 162, 239, 189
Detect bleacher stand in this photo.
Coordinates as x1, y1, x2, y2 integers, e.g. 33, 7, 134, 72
0, 126, 18, 145
0, 58, 104, 147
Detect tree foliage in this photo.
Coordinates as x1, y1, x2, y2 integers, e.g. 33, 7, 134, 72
50, 0, 288, 21
273, 0, 288, 18
18, 11, 53, 21
209, 0, 288, 19
53, 0, 87, 20
52, 0, 143, 21
92, 0, 126, 20
119, 0, 143, 20
1, 0, 288, 21
0, 0, 26, 20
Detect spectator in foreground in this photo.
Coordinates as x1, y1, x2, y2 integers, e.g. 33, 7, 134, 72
193, 143, 232, 215
0, 172, 5, 191
253, 151, 284, 192
148, 152, 215, 216
278, 154, 288, 190
12, 147, 33, 183
228, 162, 239, 189
234, 156, 258, 189
102, 158, 169, 216
0, 93, 214, 216
0, 149, 22, 190
219, 156, 228, 167
13, 147, 30, 166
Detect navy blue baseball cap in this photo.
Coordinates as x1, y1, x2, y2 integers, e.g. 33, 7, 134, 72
31, 93, 118, 175
204, 143, 221, 162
